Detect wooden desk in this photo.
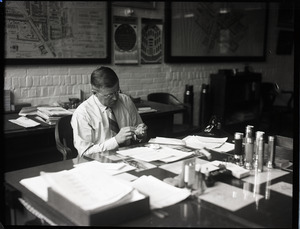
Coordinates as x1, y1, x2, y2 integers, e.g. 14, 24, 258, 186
4, 148, 294, 227
4, 101, 185, 171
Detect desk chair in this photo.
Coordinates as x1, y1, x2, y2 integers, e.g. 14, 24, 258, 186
55, 115, 78, 160
147, 92, 200, 137
259, 82, 294, 137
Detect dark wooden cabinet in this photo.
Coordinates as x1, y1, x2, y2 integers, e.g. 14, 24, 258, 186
210, 72, 262, 134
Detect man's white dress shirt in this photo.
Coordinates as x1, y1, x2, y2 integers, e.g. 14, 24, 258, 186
71, 93, 143, 156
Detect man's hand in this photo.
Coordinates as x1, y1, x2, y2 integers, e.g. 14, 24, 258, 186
134, 123, 148, 140
115, 127, 135, 145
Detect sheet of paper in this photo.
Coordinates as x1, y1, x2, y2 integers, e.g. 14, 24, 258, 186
157, 146, 194, 163
117, 146, 193, 163
115, 173, 138, 182
20, 176, 49, 201
74, 160, 136, 175
116, 147, 172, 162
268, 181, 292, 197
183, 135, 228, 150
160, 158, 210, 175
198, 182, 264, 211
242, 167, 289, 185
131, 175, 190, 209
212, 142, 235, 153
148, 137, 186, 146
9, 116, 41, 128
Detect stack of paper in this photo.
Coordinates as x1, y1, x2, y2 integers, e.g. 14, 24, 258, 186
20, 161, 139, 212
37, 106, 73, 125
131, 175, 190, 209
18, 106, 38, 116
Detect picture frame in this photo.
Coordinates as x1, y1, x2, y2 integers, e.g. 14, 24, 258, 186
165, 2, 269, 63
4, 1, 111, 65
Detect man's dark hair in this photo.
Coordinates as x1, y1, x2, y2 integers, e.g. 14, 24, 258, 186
91, 66, 119, 89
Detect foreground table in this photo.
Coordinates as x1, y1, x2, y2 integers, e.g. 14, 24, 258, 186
4, 148, 295, 228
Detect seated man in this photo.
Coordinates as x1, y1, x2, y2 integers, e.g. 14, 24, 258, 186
71, 66, 147, 157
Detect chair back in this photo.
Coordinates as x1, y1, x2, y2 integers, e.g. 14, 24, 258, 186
147, 93, 184, 106
55, 115, 78, 160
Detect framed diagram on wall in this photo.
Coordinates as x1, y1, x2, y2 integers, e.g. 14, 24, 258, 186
141, 18, 163, 64
165, 2, 268, 63
113, 16, 138, 65
4, 1, 111, 65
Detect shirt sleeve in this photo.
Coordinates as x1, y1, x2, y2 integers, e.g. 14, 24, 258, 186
71, 110, 119, 157
125, 95, 143, 126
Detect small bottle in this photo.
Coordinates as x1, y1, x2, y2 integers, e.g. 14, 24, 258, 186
244, 136, 254, 170
204, 168, 214, 187
184, 162, 195, 189
245, 125, 254, 141
267, 136, 276, 169
234, 132, 244, 166
254, 131, 265, 170
192, 164, 206, 196
257, 136, 264, 172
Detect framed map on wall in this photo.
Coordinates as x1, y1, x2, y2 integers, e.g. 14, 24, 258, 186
4, 1, 111, 64
165, 2, 268, 63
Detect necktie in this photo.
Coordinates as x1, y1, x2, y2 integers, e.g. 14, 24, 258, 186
106, 108, 120, 136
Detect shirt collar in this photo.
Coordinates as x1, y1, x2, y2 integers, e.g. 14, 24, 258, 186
92, 94, 107, 113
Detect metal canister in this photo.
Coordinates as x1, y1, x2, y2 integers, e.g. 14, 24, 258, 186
245, 125, 254, 139
234, 132, 244, 166
244, 136, 254, 170
254, 131, 265, 169
267, 136, 276, 169
257, 136, 264, 172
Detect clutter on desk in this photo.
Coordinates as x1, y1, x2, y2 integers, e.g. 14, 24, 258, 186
20, 161, 150, 226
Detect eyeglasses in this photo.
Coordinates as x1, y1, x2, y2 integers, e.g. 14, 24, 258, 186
92, 89, 121, 99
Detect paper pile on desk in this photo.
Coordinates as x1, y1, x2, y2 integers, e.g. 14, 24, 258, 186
131, 175, 190, 209
20, 161, 144, 212
149, 136, 232, 152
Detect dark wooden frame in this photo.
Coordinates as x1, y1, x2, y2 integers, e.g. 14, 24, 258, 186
165, 2, 269, 63
4, 1, 111, 65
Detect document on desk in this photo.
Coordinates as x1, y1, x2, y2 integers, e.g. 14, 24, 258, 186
131, 175, 190, 209
148, 137, 186, 146
9, 116, 41, 128
183, 135, 228, 150
117, 146, 193, 163
74, 160, 136, 175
